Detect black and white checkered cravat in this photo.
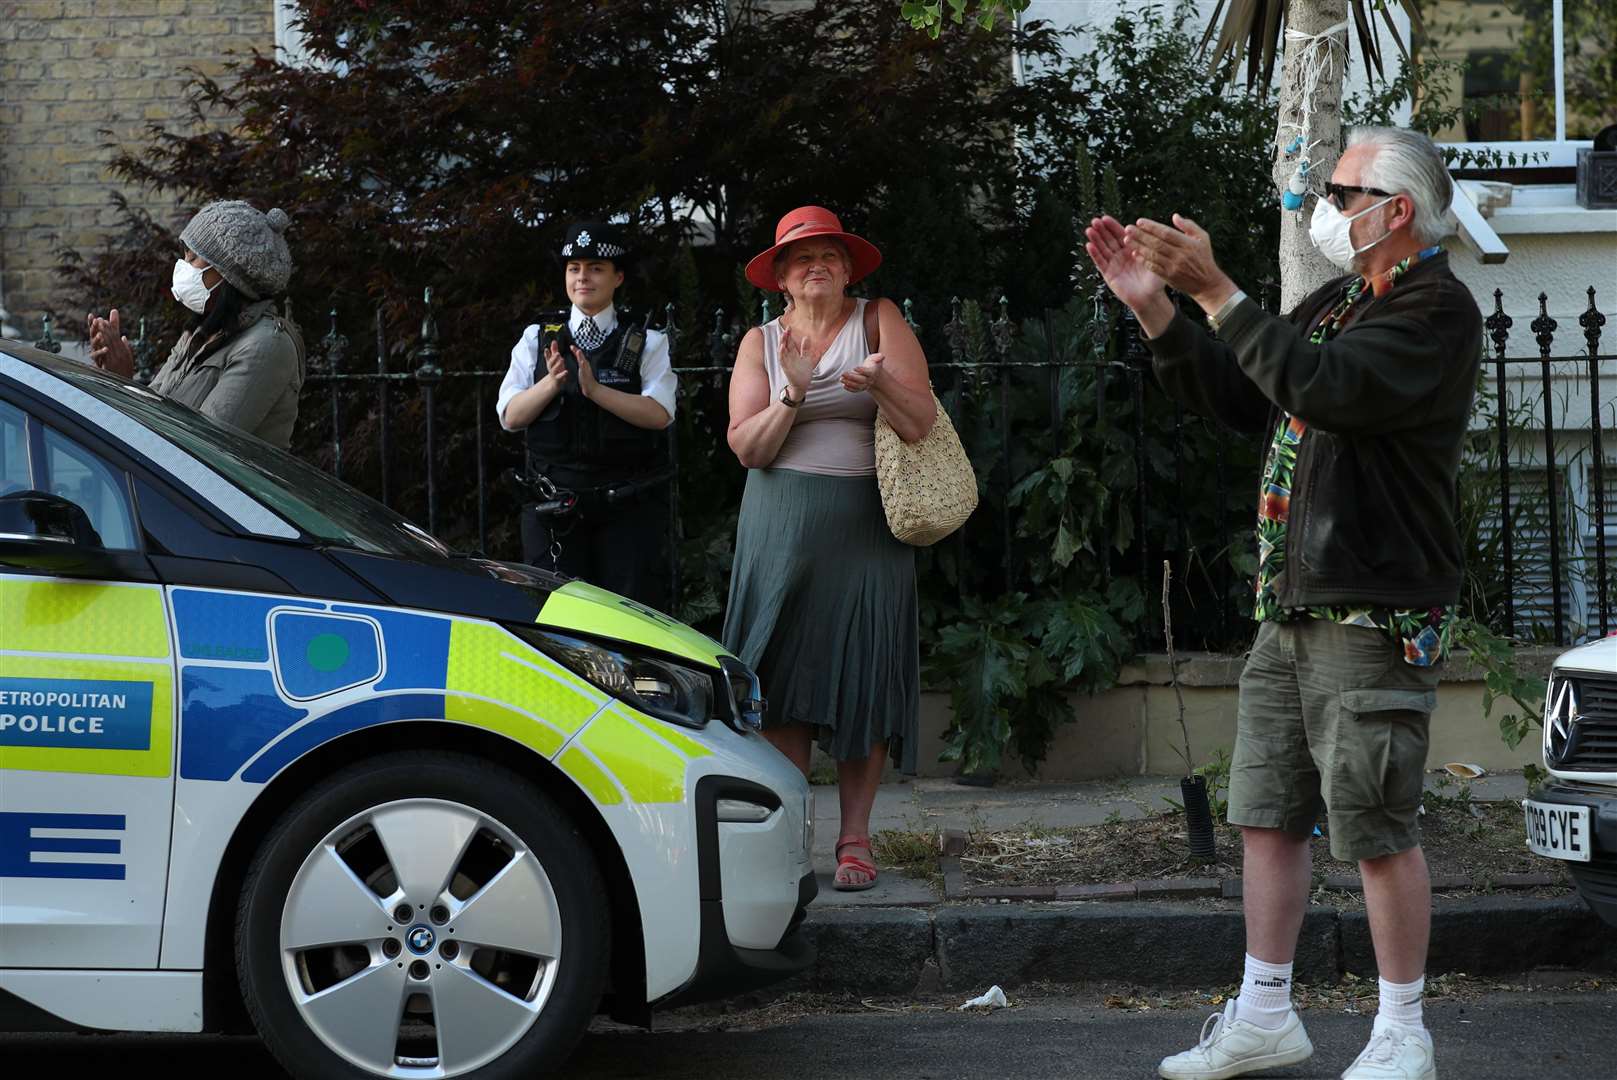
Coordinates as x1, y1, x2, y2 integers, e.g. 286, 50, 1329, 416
574, 315, 606, 351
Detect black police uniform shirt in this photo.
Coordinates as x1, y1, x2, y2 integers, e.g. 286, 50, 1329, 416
495, 303, 676, 434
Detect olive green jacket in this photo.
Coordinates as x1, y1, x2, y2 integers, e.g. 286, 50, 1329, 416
149, 300, 306, 449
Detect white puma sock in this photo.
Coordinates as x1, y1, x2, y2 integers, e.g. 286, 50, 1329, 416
1233, 953, 1294, 1030
1377, 974, 1425, 1031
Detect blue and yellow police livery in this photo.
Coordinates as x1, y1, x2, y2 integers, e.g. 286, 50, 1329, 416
0, 341, 814, 1079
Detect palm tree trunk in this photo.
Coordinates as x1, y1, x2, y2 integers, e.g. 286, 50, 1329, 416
1274, 0, 1349, 312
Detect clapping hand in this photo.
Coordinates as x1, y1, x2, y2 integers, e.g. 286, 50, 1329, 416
87, 308, 136, 377
1084, 216, 1166, 311
777, 325, 815, 400
544, 339, 569, 386
573, 346, 599, 398
840, 352, 884, 394
544, 340, 598, 396
1122, 214, 1235, 309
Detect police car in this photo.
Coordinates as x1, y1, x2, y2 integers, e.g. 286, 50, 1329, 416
0, 341, 815, 1077
1523, 634, 1617, 926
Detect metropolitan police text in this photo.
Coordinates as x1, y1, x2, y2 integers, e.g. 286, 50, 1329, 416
0, 689, 125, 735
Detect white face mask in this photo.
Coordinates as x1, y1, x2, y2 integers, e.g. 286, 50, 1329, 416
170, 259, 218, 314
1308, 195, 1395, 271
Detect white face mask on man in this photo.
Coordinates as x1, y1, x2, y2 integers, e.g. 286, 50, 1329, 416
170, 258, 219, 314
1308, 195, 1395, 271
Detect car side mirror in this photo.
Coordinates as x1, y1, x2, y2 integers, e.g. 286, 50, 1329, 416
0, 489, 130, 578
0, 490, 105, 548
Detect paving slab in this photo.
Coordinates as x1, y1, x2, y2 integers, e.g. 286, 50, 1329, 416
811, 868, 939, 907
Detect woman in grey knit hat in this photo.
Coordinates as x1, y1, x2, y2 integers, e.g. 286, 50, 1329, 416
87, 200, 307, 449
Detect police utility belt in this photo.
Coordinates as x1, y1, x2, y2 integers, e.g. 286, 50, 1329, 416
521, 471, 670, 520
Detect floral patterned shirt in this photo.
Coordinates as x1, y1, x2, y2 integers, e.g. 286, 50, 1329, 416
1251, 246, 1457, 667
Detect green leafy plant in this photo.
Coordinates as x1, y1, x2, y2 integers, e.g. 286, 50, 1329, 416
1422, 773, 1480, 834
1454, 617, 1547, 753
899, 0, 1030, 37
927, 591, 1129, 776
1195, 748, 1232, 823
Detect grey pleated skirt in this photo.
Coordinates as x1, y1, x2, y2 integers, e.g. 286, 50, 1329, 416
722, 467, 920, 774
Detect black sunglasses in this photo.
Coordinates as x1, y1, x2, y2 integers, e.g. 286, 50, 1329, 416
1323, 181, 1393, 208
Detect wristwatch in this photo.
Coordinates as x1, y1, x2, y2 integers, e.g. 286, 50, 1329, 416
779, 385, 805, 409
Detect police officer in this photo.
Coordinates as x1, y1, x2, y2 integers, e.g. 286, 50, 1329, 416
496, 222, 676, 609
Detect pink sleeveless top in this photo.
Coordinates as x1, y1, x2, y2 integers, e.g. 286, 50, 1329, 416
760, 298, 877, 477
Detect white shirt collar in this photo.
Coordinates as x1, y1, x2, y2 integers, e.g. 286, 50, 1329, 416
570, 303, 616, 334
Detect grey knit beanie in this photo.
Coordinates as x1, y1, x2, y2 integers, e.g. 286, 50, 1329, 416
179, 200, 293, 300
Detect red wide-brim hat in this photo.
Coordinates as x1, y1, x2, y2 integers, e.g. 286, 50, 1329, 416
744, 205, 883, 293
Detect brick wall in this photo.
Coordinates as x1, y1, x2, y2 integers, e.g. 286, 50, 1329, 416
0, 0, 275, 336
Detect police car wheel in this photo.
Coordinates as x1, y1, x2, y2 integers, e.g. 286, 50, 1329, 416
236, 752, 610, 1079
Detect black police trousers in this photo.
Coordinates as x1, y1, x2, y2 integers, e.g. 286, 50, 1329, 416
520, 489, 670, 613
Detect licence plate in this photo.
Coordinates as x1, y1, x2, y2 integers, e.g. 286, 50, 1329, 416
1523, 799, 1593, 862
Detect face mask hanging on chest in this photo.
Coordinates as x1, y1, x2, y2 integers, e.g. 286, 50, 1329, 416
171, 259, 218, 314
1308, 196, 1395, 271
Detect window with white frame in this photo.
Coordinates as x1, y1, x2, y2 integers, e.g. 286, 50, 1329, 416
1419, 1, 1615, 167
273, 0, 313, 68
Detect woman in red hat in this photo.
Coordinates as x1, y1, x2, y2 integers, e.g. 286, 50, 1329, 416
722, 206, 937, 891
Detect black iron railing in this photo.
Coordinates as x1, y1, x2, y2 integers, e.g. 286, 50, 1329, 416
73, 282, 1607, 651
284, 282, 1617, 646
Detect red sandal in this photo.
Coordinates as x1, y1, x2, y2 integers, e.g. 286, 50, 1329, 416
833, 834, 878, 892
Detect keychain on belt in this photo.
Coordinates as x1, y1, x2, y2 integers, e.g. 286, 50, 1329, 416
530, 472, 578, 569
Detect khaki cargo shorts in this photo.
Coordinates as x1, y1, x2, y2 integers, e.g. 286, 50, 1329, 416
1230, 618, 1438, 863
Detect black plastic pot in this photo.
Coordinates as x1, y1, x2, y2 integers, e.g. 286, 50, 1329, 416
1182, 774, 1217, 861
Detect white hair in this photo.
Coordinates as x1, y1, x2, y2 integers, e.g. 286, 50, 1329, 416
1345, 126, 1457, 245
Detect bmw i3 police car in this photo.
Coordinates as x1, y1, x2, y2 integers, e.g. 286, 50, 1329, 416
0, 341, 815, 1078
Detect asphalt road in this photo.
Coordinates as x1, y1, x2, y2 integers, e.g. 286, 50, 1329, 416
2, 989, 1610, 1078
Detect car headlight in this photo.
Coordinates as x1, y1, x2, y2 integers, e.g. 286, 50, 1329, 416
509, 625, 716, 730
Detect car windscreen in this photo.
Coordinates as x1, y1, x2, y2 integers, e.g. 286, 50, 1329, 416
44, 360, 452, 558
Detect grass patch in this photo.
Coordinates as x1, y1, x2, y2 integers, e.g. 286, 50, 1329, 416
872, 829, 943, 885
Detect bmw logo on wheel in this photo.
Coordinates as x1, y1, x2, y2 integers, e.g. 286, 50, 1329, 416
406, 925, 436, 955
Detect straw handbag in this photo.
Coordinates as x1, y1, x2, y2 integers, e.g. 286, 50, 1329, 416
860, 301, 977, 546
874, 391, 979, 545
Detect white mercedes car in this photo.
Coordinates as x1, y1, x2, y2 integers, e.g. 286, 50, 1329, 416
1523, 634, 1617, 925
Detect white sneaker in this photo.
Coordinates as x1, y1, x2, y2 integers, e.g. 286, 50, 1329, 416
1158, 998, 1314, 1080
1341, 1017, 1436, 1079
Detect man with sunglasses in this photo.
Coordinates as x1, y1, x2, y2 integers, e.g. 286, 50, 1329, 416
1085, 127, 1482, 1080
